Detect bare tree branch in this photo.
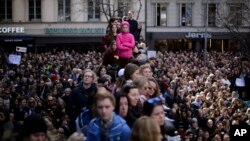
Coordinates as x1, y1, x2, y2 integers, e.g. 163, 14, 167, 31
101, 0, 109, 21
136, 0, 142, 20
216, 2, 250, 54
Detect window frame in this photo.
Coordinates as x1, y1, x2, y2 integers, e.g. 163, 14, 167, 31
207, 3, 217, 27
117, 0, 131, 18
228, 3, 243, 26
29, 0, 41, 21
58, 0, 71, 22
88, 0, 100, 22
0, 0, 12, 22
179, 3, 193, 27
155, 3, 168, 26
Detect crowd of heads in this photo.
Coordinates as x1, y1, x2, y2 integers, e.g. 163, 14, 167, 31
1, 48, 250, 141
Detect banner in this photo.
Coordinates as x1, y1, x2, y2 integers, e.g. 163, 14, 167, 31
16, 46, 27, 52
147, 50, 156, 58
8, 54, 21, 65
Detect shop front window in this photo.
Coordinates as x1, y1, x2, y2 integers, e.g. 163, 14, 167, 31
0, 0, 12, 22
58, 0, 71, 21
155, 39, 193, 52
180, 3, 192, 26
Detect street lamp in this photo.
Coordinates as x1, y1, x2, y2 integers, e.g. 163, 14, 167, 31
204, 0, 209, 64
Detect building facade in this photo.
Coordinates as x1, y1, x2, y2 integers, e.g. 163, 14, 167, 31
0, 0, 249, 52
146, 0, 250, 52
0, 0, 145, 52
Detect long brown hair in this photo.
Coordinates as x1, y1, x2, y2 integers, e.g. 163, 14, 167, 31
130, 116, 162, 141
148, 78, 161, 98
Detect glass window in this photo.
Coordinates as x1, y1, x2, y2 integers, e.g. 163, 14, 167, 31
88, 0, 100, 21
208, 4, 216, 27
228, 3, 243, 26
58, 0, 71, 21
118, 0, 130, 18
0, 0, 12, 22
156, 3, 167, 26
29, 0, 41, 21
180, 3, 192, 26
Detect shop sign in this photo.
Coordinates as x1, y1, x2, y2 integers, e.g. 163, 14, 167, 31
44, 28, 105, 35
0, 27, 25, 34
185, 32, 212, 39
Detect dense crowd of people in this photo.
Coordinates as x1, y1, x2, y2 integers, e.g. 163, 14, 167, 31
1, 11, 250, 141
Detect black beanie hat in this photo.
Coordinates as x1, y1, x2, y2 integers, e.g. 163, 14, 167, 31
22, 114, 47, 137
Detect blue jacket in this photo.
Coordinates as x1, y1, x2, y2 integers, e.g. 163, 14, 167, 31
86, 113, 131, 141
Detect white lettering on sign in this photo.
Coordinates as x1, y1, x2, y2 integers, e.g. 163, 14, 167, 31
234, 129, 247, 136
0, 27, 25, 34
185, 32, 212, 39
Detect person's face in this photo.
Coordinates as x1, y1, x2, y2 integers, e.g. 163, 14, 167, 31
223, 134, 230, 141
140, 82, 150, 97
47, 96, 54, 105
119, 97, 128, 118
128, 88, 139, 107
122, 25, 129, 33
148, 81, 157, 97
214, 135, 222, 141
204, 132, 209, 139
131, 69, 140, 81
64, 90, 71, 96
111, 25, 117, 33
128, 11, 133, 19
151, 105, 165, 126
29, 132, 46, 141
100, 68, 107, 76
21, 99, 27, 107
97, 98, 114, 122
83, 72, 94, 85
58, 127, 65, 137
142, 68, 152, 78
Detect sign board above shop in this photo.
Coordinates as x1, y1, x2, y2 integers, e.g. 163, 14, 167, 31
44, 28, 105, 35
185, 32, 212, 39
0, 27, 25, 34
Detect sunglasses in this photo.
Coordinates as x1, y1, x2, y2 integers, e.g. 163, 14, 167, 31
147, 97, 161, 104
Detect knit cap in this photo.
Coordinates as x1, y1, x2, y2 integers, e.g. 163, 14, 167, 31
22, 114, 47, 137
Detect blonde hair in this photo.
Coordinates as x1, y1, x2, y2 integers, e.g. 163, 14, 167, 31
67, 132, 84, 141
130, 116, 161, 141
139, 64, 152, 75
83, 68, 97, 82
133, 76, 149, 88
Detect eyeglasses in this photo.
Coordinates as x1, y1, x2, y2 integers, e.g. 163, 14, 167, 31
84, 75, 93, 78
147, 97, 161, 104
144, 87, 156, 91
148, 87, 156, 91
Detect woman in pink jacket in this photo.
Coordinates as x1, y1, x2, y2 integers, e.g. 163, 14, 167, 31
116, 21, 135, 68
